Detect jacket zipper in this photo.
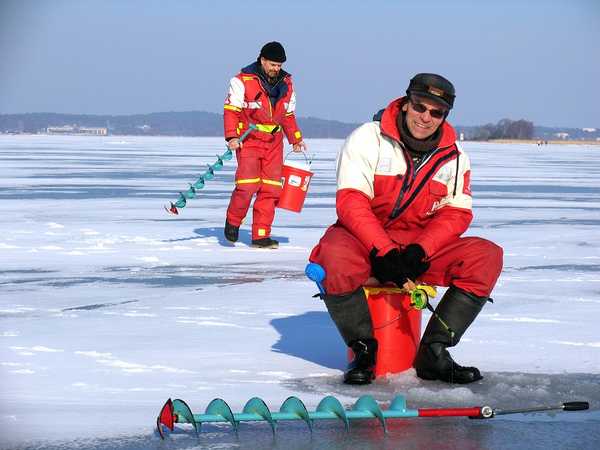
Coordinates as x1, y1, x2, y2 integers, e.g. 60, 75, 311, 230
387, 144, 456, 222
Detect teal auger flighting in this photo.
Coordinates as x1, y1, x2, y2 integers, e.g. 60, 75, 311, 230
156, 394, 589, 438
165, 124, 256, 215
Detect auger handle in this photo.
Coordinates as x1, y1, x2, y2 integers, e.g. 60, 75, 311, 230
563, 401, 589, 411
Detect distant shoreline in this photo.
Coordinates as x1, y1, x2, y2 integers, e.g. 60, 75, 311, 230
486, 139, 600, 145
1, 133, 599, 146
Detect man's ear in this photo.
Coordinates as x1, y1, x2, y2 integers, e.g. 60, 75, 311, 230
401, 102, 408, 112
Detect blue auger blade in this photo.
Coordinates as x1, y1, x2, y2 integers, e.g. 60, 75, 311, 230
316, 396, 349, 432
388, 395, 413, 416
204, 165, 215, 180
193, 176, 205, 189
353, 395, 387, 434
243, 397, 276, 435
213, 155, 224, 170
174, 193, 187, 208
221, 148, 233, 161
205, 398, 238, 434
280, 396, 313, 433
172, 399, 198, 436
185, 185, 196, 199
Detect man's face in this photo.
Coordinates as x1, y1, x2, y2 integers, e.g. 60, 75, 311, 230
402, 95, 448, 140
260, 57, 283, 79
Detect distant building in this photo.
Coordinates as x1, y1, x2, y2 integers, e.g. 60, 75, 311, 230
47, 125, 108, 136
554, 132, 569, 140
582, 128, 596, 133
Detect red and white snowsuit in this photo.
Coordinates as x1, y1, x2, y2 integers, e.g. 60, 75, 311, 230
309, 97, 503, 297
224, 62, 303, 240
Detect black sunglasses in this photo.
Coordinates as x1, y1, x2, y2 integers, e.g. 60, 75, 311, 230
409, 99, 447, 119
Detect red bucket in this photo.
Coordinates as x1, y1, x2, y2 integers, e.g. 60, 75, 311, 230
348, 287, 422, 378
278, 152, 313, 213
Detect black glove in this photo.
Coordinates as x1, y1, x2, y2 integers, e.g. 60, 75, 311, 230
370, 244, 430, 287
370, 248, 408, 285
400, 244, 430, 281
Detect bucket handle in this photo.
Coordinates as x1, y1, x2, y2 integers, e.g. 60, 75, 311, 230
284, 149, 312, 166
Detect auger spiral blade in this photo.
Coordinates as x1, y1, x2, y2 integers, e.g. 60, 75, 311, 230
163, 125, 256, 214
156, 394, 590, 438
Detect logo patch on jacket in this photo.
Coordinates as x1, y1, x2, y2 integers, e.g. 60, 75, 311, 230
376, 157, 392, 173
463, 170, 472, 196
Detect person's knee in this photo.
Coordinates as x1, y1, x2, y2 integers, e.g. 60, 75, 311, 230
481, 239, 503, 274
236, 183, 260, 196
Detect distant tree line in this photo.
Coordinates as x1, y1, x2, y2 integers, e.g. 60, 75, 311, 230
2, 112, 595, 141
458, 118, 534, 141
0, 112, 358, 139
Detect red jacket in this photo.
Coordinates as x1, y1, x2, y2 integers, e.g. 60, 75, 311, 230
223, 62, 302, 145
335, 97, 473, 258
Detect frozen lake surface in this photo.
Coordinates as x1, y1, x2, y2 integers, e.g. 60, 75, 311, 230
0, 135, 599, 449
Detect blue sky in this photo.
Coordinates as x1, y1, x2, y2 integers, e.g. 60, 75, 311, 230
0, 0, 598, 127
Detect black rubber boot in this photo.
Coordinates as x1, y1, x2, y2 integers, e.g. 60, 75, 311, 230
344, 338, 378, 385
224, 221, 239, 243
251, 237, 279, 249
323, 288, 377, 385
414, 286, 487, 384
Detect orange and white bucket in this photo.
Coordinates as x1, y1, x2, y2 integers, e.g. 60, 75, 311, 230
278, 151, 313, 213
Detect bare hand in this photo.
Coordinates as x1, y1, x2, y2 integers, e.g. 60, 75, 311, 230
402, 279, 416, 291
292, 140, 307, 153
227, 138, 241, 151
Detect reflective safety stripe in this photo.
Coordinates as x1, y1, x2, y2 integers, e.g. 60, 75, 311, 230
242, 76, 255, 81
294, 131, 302, 139
255, 124, 282, 133
262, 178, 282, 187
285, 112, 294, 117
224, 104, 242, 112
236, 178, 261, 185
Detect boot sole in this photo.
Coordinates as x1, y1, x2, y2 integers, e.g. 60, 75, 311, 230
416, 368, 483, 384
251, 243, 279, 249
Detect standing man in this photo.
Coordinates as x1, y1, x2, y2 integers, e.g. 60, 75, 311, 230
309, 74, 503, 385
223, 41, 306, 249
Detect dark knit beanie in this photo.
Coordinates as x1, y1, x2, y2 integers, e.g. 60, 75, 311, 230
259, 41, 287, 63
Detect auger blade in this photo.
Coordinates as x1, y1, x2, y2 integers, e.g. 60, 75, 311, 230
185, 185, 196, 199
353, 395, 387, 434
205, 398, 239, 434
173, 398, 198, 435
204, 165, 215, 180
213, 156, 224, 170
316, 396, 349, 432
157, 398, 175, 439
243, 397, 276, 435
174, 193, 187, 208
280, 396, 313, 432
221, 149, 233, 161
193, 176, 205, 189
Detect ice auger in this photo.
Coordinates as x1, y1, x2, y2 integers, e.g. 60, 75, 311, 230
156, 394, 589, 438
165, 125, 256, 215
